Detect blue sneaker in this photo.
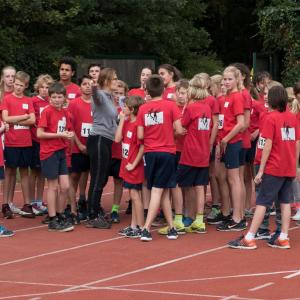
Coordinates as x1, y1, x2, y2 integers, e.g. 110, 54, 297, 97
0, 225, 14, 237
182, 216, 193, 227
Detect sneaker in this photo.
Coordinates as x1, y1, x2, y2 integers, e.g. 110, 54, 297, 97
31, 204, 44, 216
182, 216, 193, 227
110, 211, 120, 224
119, 226, 133, 236
268, 230, 280, 244
125, 200, 132, 215
68, 213, 80, 225
267, 237, 290, 249
78, 198, 87, 216
140, 229, 152, 241
255, 228, 271, 240
152, 216, 167, 227
159, 224, 186, 235
64, 205, 72, 219
269, 207, 276, 216
126, 227, 142, 238
48, 218, 74, 232
185, 221, 207, 234
86, 216, 111, 229
207, 211, 224, 225
32, 201, 48, 214
0, 225, 14, 237
167, 227, 178, 240
42, 214, 50, 224
244, 208, 254, 218
2, 204, 14, 219
8, 202, 21, 214
217, 219, 246, 232
228, 235, 257, 250
173, 219, 186, 234
292, 209, 300, 221
19, 204, 35, 218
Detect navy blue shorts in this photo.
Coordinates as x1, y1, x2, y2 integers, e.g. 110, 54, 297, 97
109, 158, 122, 180
0, 166, 4, 180
4, 146, 33, 168
239, 148, 247, 166
175, 151, 181, 167
41, 149, 68, 180
70, 153, 90, 173
221, 141, 242, 169
245, 138, 258, 164
123, 181, 143, 190
30, 141, 41, 170
144, 152, 177, 189
177, 165, 209, 187
256, 174, 293, 207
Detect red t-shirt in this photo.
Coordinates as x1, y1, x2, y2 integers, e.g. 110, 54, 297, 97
259, 110, 299, 177
216, 95, 226, 143
2, 94, 34, 147
128, 88, 146, 99
119, 120, 144, 184
65, 83, 81, 101
241, 89, 252, 149
137, 99, 181, 154
68, 97, 92, 154
38, 106, 72, 160
175, 105, 185, 152
249, 99, 265, 134
179, 101, 212, 167
162, 86, 176, 101
222, 91, 244, 144
202, 95, 219, 115
31, 96, 49, 142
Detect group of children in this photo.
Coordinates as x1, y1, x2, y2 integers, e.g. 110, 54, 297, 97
0, 58, 299, 250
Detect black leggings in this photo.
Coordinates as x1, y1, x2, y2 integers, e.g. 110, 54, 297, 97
87, 135, 112, 219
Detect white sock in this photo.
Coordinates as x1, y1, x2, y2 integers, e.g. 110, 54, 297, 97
245, 232, 255, 241
279, 232, 288, 240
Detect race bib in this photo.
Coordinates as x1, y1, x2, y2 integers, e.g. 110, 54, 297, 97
281, 127, 295, 141
22, 103, 28, 110
81, 122, 92, 137
14, 124, 29, 130
57, 117, 66, 133
167, 93, 174, 99
218, 114, 224, 129
122, 143, 130, 159
68, 93, 76, 99
126, 130, 132, 139
224, 102, 229, 108
145, 112, 163, 126
257, 136, 266, 149
198, 118, 211, 131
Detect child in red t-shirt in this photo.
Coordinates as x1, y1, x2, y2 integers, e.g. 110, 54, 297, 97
229, 86, 300, 249
37, 82, 74, 232
137, 75, 184, 241
0, 66, 16, 102
88, 63, 101, 86
116, 96, 145, 238
29, 74, 54, 216
2, 71, 36, 219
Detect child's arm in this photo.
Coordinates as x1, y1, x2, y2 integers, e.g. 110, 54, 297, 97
174, 119, 186, 135
210, 114, 218, 151
115, 112, 125, 143
137, 125, 144, 140
37, 127, 74, 140
254, 138, 272, 184
126, 145, 144, 171
17, 112, 36, 126
2, 110, 31, 124
74, 134, 87, 154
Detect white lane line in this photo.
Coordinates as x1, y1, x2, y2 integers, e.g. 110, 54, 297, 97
62, 245, 228, 292
14, 225, 47, 232
284, 271, 300, 279
249, 282, 274, 291
106, 270, 297, 289
0, 280, 73, 288
220, 296, 238, 300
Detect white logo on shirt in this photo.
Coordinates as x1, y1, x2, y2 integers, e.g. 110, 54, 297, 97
145, 111, 164, 126
126, 131, 133, 139
22, 103, 28, 110
218, 114, 224, 129
224, 102, 229, 108
167, 93, 173, 99
257, 135, 266, 149
81, 123, 92, 137
57, 117, 66, 133
122, 143, 130, 159
281, 127, 295, 141
198, 117, 211, 131
68, 93, 76, 99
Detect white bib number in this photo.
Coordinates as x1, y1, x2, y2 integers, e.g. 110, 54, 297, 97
281, 127, 295, 141
14, 124, 29, 130
81, 123, 92, 137
22, 103, 28, 110
257, 136, 266, 149
57, 117, 66, 133
145, 112, 164, 126
68, 93, 76, 99
218, 114, 224, 129
122, 143, 130, 159
198, 118, 211, 131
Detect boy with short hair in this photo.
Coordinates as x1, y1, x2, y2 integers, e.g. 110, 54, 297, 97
59, 57, 81, 101
137, 75, 184, 241
2, 71, 36, 218
37, 82, 74, 232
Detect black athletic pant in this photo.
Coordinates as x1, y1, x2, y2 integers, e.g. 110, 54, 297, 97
87, 135, 112, 219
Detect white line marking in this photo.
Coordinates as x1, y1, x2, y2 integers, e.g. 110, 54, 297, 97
0, 280, 73, 288
284, 270, 300, 279
29, 298, 41, 300
63, 245, 228, 291
249, 282, 274, 291
220, 296, 238, 300
14, 225, 47, 232
106, 270, 298, 289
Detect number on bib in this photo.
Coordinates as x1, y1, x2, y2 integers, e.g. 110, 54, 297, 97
122, 143, 130, 159
218, 114, 224, 129
81, 123, 92, 137
198, 118, 210, 131
57, 117, 66, 133
257, 136, 266, 149
14, 124, 29, 130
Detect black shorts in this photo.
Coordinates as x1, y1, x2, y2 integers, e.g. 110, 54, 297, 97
175, 151, 181, 167
210, 146, 216, 163
177, 165, 209, 187
109, 158, 122, 180
123, 181, 143, 190
0, 166, 4, 180
221, 141, 242, 169
30, 141, 41, 170
245, 138, 258, 164
239, 148, 247, 166
4, 146, 33, 168
144, 152, 177, 189
70, 153, 90, 173
256, 174, 293, 207
41, 149, 68, 180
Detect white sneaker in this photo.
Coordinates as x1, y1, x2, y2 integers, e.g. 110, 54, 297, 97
34, 201, 48, 214
8, 202, 21, 214
292, 209, 300, 221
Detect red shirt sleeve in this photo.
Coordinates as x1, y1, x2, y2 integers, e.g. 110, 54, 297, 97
28, 98, 35, 114
261, 114, 275, 140
136, 106, 144, 127
181, 106, 191, 128
38, 109, 48, 128
233, 93, 244, 117
172, 102, 182, 121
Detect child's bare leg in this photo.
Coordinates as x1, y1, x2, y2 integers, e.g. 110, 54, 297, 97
47, 179, 59, 217
130, 189, 144, 227
69, 172, 81, 214
3, 167, 16, 204
79, 171, 89, 200
280, 203, 291, 235
161, 189, 174, 229
58, 175, 70, 214
19, 167, 30, 204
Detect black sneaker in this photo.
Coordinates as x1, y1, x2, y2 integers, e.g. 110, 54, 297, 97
48, 218, 74, 232
216, 215, 231, 231
119, 226, 133, 236
140, 229, 152, 241
110, 211, 120, 223
78, 198, 87, 220
42, 215, 50, 224
126, 200, 132, 215
255, 228, 271, 240
86, 216, 111, 229
2, 203, 13, 219
167, 227, 178, 240
68, 213, 81, 225
207, 212, 224, 225
126, 227, 142, 238
217, 219, 246, 232
99, 206, 106, 217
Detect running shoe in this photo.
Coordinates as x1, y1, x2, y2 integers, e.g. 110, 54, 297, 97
217, 219, 246, 232
48, 218, 74, 232
86, 216, 111, 229
152, 216, 167, 227
140, 229, 152, 241
110, 211, 120, 224
32, 201, 48, 214
185, 221, 207, 234
206, 211, 224, 225
119, 226, 133, 236
228, 235, 257, 250
126, 227, 142, 238
0, 225, 14, 237
31, 204, 44, 216
267, 237, 290, 249
8, 202, 21, 214
255, 228, 271, 240
42, 215, 50, 224
167, 227, 178, 240
292, 209, 300, 221
182, 216, 193, 227
19, 204, 35, 218
2, 204, 13, 219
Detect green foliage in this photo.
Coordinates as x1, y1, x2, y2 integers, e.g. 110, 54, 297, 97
258, 0, 300, 85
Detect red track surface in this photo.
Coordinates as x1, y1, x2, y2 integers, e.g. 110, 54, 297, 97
0, 180, 300, 300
